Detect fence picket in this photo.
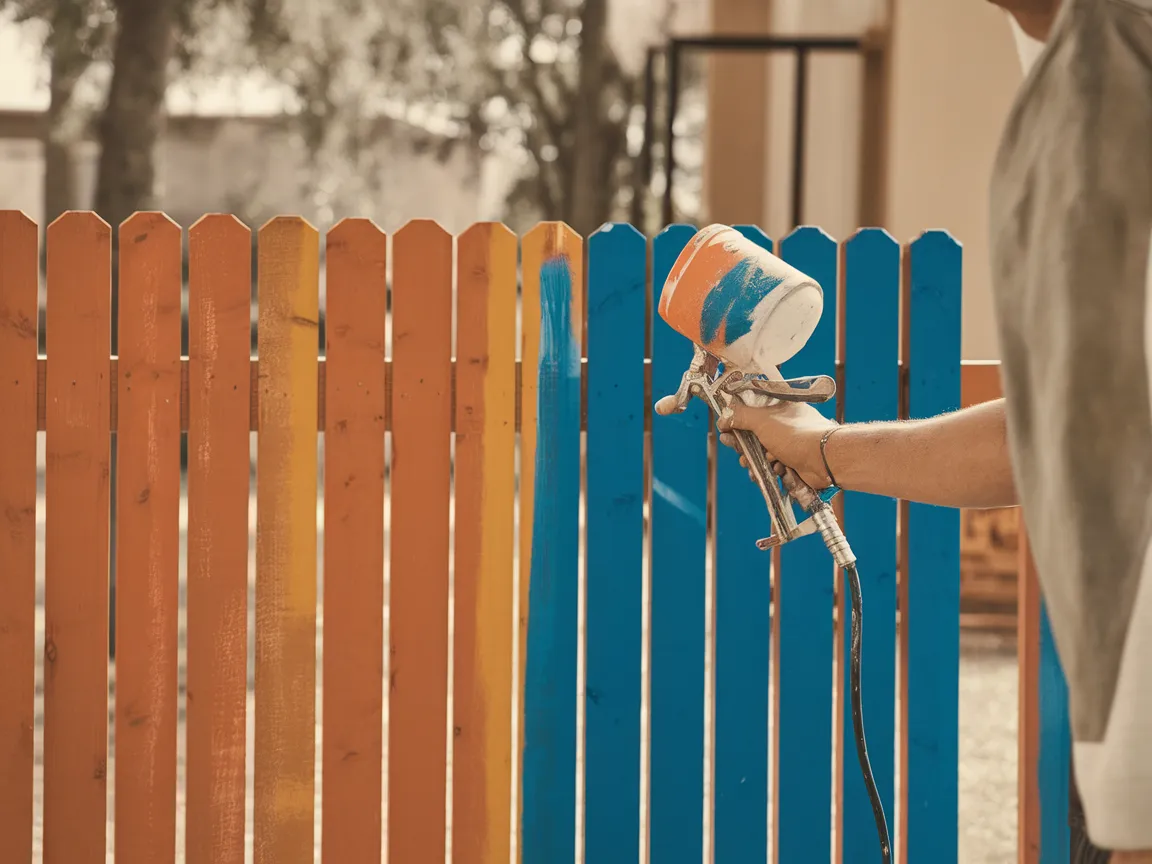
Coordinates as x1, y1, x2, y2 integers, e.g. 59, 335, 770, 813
519, 222, 583, 863
585, 223, 646, 862
322, 218, 387, 862
649, 224, 708, 863
114, 212, 182, 862
186, 214, 252, 864
1037, 603, 1071, 863
775, 226, 838, 864
902, 231, 961, 863
0, 210, 38, 864
841, 229, 900, 860
713, 224, 773, 862
254, 216, 320, 864
454, 222, 518, 864
43, 211, 112, 864
389, 219, 452, 861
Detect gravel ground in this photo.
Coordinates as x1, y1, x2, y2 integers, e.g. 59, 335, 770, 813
27, 487, 1019, 863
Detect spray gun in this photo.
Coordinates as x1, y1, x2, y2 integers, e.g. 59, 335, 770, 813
654, 224, 892, 862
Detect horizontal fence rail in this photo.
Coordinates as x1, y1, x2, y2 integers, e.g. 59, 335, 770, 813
0, 208, 1065, 864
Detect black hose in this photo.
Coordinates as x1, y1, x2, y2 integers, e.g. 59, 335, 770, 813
844, 560, 893, 863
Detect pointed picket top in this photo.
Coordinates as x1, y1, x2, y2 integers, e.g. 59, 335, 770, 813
732, 224, 772, 250
188, 213, 252, 254
47, 209, 111, 244
523, 220, 582, 256
0, 209, 37, 234
909, 228, 963, 255
846, 226, 898, 248
119, 211, 181, 247
189, 212, 249, 235
459, 220, 516, 245
655, 222, 697, 243
590, 221, 644, 243
394, 218, 450, 244
258, 214, 318, 235
779, 224, 836, 254
327, 217, 386, 254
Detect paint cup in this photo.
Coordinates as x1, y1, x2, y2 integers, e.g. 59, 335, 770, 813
658, 224, 824, 375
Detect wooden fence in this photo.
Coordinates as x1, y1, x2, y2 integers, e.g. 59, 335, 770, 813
0, 210, 1069, 863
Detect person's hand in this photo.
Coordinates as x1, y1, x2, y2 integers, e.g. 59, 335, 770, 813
716, 399, 839, 490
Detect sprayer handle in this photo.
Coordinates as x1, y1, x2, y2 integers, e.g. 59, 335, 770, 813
729, 373, 836, 404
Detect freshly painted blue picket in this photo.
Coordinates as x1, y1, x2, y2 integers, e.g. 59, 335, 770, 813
904, 231, 962, 864
713, 224, 773, 862
1039, 604, 1071, 863
776, 227, 838, 864
650, 224, 708, 863
841, 230, 899, 861
585, 223, 646, 862
520, 238, 582, 864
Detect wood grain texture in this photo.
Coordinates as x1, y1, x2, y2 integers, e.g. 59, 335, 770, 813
321, 218, 386, 863
389, 219, 452, 862
519, 222, 583, 863
114, 212, 183, 863
453, 222, 517, 864
648, 224, 708, 864
776, 227, 838, 864
713, 226, 772, 862
902, 232, 962, 864
186, 214, 251, 864
0, 210, 38, 864
841, 229, 899, 863
254, 216, 320, 864
43, 211, 112, 864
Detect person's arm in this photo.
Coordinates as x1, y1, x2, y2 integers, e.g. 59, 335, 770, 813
707, 397, 1017, 509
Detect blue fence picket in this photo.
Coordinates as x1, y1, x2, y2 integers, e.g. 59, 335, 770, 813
650, 224, 708, 862
1039, 605, 1071, 863
841, 230, 900, 861
904, 231, 962, 863
585, 224, 646, 862
775, 227, 838, 863
713, 225, 773, 861
520, 225, 583, 862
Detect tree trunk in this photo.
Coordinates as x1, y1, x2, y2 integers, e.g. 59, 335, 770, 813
43, 9, 98, 225
93, 0, 178, 232
567, 0, 610, 236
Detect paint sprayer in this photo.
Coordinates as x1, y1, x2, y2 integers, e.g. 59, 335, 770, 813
653, 224, 891, 862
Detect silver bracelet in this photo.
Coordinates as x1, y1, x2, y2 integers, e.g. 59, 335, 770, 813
819, 425, 842, 488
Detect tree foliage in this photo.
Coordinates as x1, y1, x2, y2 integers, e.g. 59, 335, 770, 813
6, 0, 680, 234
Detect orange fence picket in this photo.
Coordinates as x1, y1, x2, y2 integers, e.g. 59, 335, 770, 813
389, 219, 453, 861
453, 223, 518, 863
0, 210, 38, 864
321, 219, 387, 862
254, 216, 320, 864
43, 211, 112, 864
186, 214, 252, 864
114, 212, 182, 861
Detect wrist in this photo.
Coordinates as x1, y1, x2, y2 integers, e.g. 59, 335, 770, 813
819, 422, 857, 490
819, 425, 843, 487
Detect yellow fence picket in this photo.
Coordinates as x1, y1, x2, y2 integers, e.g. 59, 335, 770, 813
254, 216, 320, 864
454, 223, 517, 863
